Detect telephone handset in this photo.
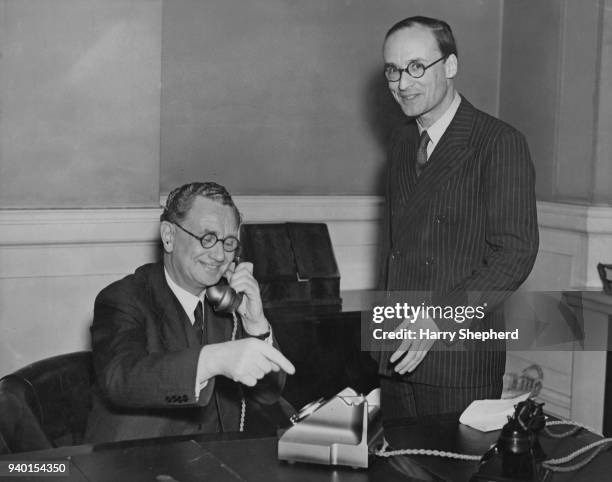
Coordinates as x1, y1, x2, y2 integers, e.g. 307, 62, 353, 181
206, 279, 243, 314
206, 262, 244, 314
205, 262, 247, 433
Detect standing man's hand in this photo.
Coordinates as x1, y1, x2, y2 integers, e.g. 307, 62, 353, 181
390, 315, 439, 374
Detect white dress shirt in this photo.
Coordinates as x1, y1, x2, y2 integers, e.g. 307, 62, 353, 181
417, 92, 462, 159
163, 268, 272, 400
164, 268, 210, 397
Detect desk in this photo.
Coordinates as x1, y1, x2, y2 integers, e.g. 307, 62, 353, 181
383, 414, 612, 481
266, 290, 378, 409
2, 417, 610, 482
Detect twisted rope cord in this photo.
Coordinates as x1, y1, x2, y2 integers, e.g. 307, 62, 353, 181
374, 438, 481, 461
542, 438, 612, 466
232, 312, 246, 433
544, 425, 582, 438
541, 419, 612, 471
546, 419, 602, 436
375, 420, 612, 473
375, 447, 482, 461
542, 443, 609, 472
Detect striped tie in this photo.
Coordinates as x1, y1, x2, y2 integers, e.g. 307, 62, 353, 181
415, 130, 431, 176
194, 301, 204, 344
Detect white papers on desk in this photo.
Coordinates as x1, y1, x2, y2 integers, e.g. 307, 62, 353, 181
459, 393, 531, 432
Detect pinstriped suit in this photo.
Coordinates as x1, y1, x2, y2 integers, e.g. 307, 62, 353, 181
375, 96, 539, 417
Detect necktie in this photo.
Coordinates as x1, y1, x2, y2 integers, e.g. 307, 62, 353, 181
415, 130, 431, 176
194, 301, 204, 345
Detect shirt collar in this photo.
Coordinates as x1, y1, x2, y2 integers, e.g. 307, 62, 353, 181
417, 92, 461, 149
164, 267, 203, 324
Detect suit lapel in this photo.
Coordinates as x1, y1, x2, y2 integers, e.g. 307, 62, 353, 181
390, 125, 419, 203
147, 264, 238, 431
203, 301, 233, 345
147, 263, 196, 349
393, 97, 476, 227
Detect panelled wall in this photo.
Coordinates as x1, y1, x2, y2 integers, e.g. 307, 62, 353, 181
2, 199, 611, 430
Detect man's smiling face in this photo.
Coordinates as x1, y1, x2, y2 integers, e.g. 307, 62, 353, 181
383, 24, 457, 128
162, 196, 239, 296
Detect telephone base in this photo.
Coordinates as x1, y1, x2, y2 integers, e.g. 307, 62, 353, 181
471, 450, 545, 482
277, 388, 381, 468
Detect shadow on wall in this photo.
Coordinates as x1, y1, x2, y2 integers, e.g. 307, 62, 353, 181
362, 66, 408, 280
363, 67, 408, 194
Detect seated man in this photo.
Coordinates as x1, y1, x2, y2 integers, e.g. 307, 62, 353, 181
85, 181, 295, 443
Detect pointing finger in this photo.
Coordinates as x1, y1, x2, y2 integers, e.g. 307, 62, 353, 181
259, 343, 295, 374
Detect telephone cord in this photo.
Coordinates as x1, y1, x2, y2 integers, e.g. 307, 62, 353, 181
542, 442, 610, 472
375, 421, 612, 473
375, 448, 482, 461
375, 441, 612, 470
545, 419, 601, 438
231, 313, 246, 433
539, 420, 612, 472
374, 438, 481, 461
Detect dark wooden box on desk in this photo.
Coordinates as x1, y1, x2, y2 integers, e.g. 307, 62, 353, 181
240, 222, 341, 311
240, 223, 376, 409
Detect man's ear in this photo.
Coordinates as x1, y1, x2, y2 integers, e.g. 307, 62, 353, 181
160, 221, 175, 253
445, 54, 458, 79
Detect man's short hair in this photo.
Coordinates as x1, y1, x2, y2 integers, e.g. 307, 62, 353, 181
385, 16, 458, 58
160, 181, 242, 226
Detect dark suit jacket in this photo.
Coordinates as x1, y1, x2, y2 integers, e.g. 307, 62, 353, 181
85, 262, 285, 443
375, 96, 539, 387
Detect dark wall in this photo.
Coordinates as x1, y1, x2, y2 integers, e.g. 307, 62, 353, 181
0, 0, 162, 208
160, 0, 503, 195
3, 1, 608, 206
499, 0, 561, 202
500, 0, 607, 204
0, 1, 505, 206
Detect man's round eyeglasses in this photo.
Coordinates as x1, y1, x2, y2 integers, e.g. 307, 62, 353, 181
174, 223, 240, 252
384, 55, 448, 82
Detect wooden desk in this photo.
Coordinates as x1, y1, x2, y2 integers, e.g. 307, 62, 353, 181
266, 290, 378, 409
383, 413, 612, 482
2, 418, 610, 481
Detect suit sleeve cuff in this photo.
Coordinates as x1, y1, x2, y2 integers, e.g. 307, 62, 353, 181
245, 321, 273, 343
194, 349, 214, 403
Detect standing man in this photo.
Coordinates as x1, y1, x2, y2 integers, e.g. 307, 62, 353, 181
375, 17, 538, 421
86, 182, 294, 442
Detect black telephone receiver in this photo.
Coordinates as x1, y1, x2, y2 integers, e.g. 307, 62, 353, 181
206, 261, 244, 314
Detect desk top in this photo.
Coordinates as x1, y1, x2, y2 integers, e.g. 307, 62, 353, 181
383, 414, 612, 482
2, 417, 610, 482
